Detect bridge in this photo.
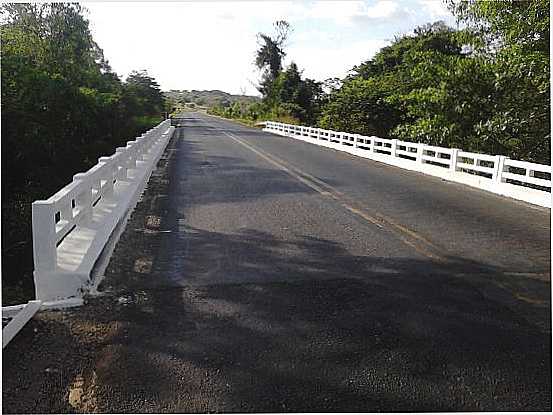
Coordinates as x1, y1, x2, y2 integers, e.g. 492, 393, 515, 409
3, 112, 551, 412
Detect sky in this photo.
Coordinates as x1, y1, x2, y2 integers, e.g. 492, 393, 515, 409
85, 1, 458, 96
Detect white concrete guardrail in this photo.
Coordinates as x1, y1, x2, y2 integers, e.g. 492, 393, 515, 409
31, 119, 175, 302
3, 119, 174, 347
263, 121, 551, 208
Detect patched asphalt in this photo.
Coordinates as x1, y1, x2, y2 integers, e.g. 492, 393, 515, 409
2, 113, 551, 412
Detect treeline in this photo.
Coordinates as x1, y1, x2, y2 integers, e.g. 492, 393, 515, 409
1, 4, 168, 304
212, 0, 549, 165
165, 89, 260, 110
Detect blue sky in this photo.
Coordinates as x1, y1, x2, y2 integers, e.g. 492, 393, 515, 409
86, 1, 458, 95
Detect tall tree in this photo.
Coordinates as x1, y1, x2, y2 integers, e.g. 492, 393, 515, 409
255, 20, 291, 98
321, 21, 463, 140
124, 70, 165, 115
272, 62, 324, 124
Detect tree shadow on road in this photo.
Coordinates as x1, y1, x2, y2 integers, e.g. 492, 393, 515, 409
95, 214, 551, 412
4, 127, 550, 414
88, 127, 551, 413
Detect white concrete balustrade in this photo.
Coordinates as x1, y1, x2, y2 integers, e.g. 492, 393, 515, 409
32, 119, 175, 301
263, 121, 551, 208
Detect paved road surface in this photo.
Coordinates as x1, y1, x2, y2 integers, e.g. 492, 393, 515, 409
3, 112, 551, 412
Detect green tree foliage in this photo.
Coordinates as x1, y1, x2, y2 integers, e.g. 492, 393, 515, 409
247, 21, 324, 125
124, 70, 165, 115
255, 20, 291, 97
270, 62, 324, 124
212, 21, 324, 126
448, 0, 550, 162
321, 1, 549, 164
321, 21, 464, 139
1, 3, 167, 303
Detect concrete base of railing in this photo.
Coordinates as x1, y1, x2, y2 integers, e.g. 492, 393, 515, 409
2, 300, 42, 348
264, 126, 551, 208
2, 298, 84, 347
33, 123, 175, 301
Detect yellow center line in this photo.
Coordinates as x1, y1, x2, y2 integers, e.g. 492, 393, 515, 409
201, 118, 551, 291
218, 127, 452, 261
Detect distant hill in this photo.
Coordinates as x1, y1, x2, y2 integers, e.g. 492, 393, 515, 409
164, 89, 261, 109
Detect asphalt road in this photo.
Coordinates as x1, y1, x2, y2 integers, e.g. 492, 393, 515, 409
3, 112, 551, 412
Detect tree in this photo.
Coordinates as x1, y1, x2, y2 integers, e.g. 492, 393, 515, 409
1, 3, 166, 304
255, 20, 291, 98
322, 8, 549, 163
123, 70, 165, 116
447, 0, 550, 162
271, 63, 324, 124
320, 77, 401, 137
322, 21, 463, 140
448, 0, 549, 54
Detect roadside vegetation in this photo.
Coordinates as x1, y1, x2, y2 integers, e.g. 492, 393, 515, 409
165, 89, 259, 111
211, 0, 550, 164
1, 4, 170, 304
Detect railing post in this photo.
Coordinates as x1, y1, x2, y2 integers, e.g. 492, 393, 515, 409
144, 134, 155, 156
416, 144, 424, 164
390, 139, 398, 157
494, 155, 507, 183
136, 139, 146, 162
450, 149, 459, 172
32, 201, 57, 273
115, 148, 128, 180
126, 141, 137, 170
59, 197, 73, 224
73, 173, 93, 224
99, 157, 115, 197
369, 136, 376, 153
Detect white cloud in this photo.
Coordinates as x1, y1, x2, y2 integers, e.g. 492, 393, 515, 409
296, 1, 413, 26
308, 1, 365, 23
87, 2, 262, 94
419, 0, 452, 19
287, 38, 390, 81
365, 1, 400, 18
349, 1, 415, 26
